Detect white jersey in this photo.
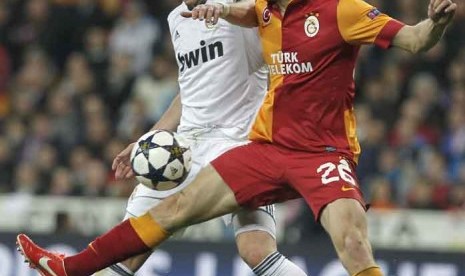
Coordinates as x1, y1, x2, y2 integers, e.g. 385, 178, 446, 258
167, 1, 267, 140
121, 4, 276, 248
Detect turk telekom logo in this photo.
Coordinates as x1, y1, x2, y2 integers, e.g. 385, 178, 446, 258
262, 7, 271, 25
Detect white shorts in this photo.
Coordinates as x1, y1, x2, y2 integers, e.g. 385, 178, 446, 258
124, 128, 276, 239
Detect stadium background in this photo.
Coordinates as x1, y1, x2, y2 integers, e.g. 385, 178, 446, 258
0, 0, 464, 275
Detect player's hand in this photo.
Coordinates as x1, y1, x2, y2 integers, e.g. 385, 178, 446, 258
181, 3, 227, 25
112, 142, 136, 180
428, 0, 457, 25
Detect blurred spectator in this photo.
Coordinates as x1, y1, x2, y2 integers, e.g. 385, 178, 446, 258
442, 103, 465, 180
369, 177, 397, 210
0, 2, 9, 43
13, 162, 40, 195
447, 51, 465, 86
357, 118, 386, 185
408, 73, 444, 136
0, 43, 10, 97
116, 97, 150, 140
46, 88, 80, 155
406, 178, 435, 209
69, 146, 92, 188
20, 113, 53, 163
3, 117, 26, 150
60, 52, 96, 97
109, 0, 161, 74
362, 78, 397, 124
35, 143, 59, 193
0, 137, 13, 192
130, 54, 178, 122
81, 159, 109, 197
49, 167, 76, 196
105, 52, 135, 114
9, 48, 55, 120
449, 163, 465, 210
7, 0, 50, 69
420, 150, 451, 209
83, 26, 109, 89
448, 184, 465, 210
395, 0, 421, 25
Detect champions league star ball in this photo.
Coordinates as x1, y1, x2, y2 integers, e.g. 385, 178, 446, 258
130, 130, 192, 190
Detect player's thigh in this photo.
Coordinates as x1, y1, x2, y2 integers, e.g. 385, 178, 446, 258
149, 164, 240, 229
319, 198, 368, 245
287, 153, 366, 221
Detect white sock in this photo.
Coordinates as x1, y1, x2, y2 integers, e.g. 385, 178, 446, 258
253, 251, 308, 276
93, 264, 134, 276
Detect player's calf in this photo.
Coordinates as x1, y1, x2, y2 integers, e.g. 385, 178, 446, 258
320, 198, 381, 275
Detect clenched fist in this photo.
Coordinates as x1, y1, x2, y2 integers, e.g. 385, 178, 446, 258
428, 0, 457, 25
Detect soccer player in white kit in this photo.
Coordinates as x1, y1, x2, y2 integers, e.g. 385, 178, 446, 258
101, 0, 308, 276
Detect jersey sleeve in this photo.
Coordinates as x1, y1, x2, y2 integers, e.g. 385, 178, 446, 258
337, 0, 404, 48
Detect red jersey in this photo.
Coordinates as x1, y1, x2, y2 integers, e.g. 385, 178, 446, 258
250, 0, 404, 162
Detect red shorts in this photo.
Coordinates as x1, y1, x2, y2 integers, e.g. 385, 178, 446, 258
211, 142, 366, 220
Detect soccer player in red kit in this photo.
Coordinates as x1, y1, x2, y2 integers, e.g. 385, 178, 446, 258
17, 0, 456, 275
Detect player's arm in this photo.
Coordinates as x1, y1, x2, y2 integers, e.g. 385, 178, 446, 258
150, 94, 182, 131
392, 0, 456, 53
181, 0, 258, 27
337, 0, 455, 52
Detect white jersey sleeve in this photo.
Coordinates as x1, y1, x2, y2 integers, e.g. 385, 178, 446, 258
167, 2, 267, 140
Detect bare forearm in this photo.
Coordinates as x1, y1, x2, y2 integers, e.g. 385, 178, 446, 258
182, 0, 258, 28
393, 0, 456, 54
221, 0, 258, 28
394, 19, 449, 53
415, 19, 448, 52
151, 94, 182, 131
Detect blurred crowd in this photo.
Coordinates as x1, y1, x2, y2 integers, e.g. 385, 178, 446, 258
0, 0, 464, 224
0, 0, 179, 197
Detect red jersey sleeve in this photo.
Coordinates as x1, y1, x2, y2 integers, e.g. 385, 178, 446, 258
337, 0, 405, 48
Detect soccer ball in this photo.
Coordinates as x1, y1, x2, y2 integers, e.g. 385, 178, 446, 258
130, 130, 192, 190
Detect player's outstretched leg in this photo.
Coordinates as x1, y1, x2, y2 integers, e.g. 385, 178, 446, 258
17, 165, 241, 276
93, 254, 149, 276
93, 183, 165, 276
320, 198, 382, 276
233, 208, 308, 276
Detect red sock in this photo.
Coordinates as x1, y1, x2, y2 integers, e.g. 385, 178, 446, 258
64, 213, 169, 276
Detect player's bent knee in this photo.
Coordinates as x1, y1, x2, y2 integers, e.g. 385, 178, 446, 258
238, 241, 274, 268
236, 231, 277, 268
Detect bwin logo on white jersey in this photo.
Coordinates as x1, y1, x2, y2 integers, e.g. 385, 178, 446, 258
177, 40, 224, 72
